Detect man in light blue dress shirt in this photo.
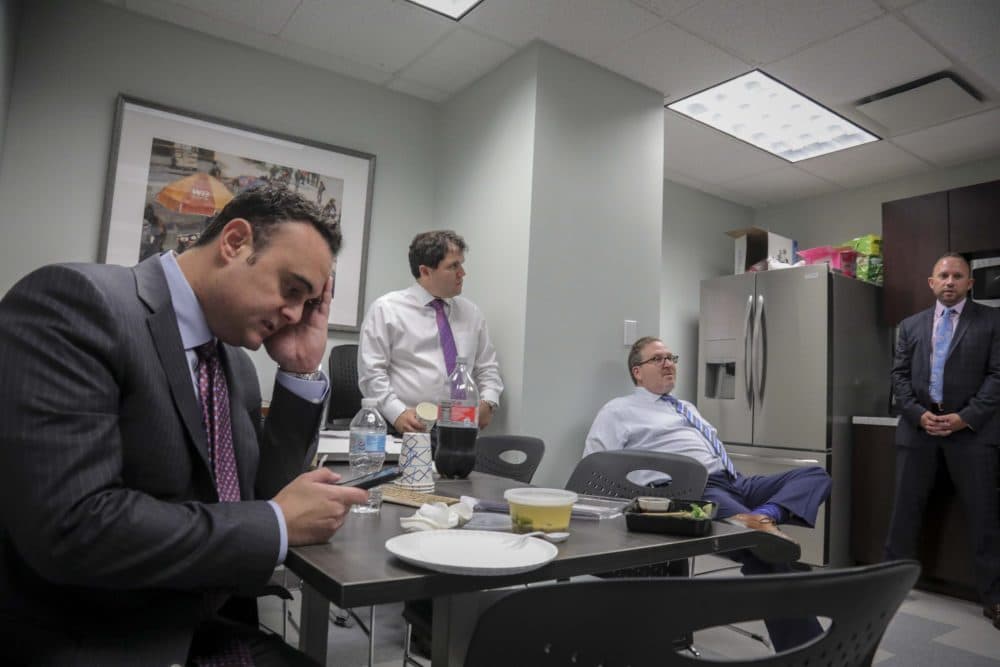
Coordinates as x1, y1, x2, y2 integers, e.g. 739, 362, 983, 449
586, 336, 832, 652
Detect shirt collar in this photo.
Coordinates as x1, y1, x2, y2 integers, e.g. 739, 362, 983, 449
409, 282, 452, 307
158, 251, 214, 350
935, 298, 967, 318
633, 386, 665, 402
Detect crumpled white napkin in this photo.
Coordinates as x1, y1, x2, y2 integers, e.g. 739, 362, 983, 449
400, 501, 474, 532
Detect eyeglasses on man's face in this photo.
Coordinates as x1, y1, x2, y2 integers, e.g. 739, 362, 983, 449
636, 353, 679, 367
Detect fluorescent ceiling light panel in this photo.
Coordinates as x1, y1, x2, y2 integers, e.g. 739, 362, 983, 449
668, 70, 879, 162
402, 0, 485, 21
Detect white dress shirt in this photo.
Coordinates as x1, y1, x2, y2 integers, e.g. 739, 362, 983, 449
585, 386, 726, 484
358, 282, 503, 425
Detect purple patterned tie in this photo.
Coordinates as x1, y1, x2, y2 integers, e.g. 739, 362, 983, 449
196, 342, 241, 502
194, 342, 252, 665
429, 298, 457, 376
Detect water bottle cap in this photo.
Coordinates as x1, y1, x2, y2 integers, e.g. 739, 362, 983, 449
361, 398, 378, 408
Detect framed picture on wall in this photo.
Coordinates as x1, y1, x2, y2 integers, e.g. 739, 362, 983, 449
100, 94, 376, 332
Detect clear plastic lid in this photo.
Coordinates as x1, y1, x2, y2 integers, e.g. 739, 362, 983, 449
503, 488, 578, 507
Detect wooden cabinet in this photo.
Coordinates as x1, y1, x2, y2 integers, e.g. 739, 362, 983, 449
851, 423, 978, 601
882, 178, 1000, 325
949, 180, 1000, 253
882, 192, 948, 325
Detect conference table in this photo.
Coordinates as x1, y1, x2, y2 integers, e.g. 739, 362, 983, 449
285, 472, 799, 667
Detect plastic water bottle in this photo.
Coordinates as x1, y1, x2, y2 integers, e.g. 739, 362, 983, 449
349, 397, 387, 513
435, 357, 479, 479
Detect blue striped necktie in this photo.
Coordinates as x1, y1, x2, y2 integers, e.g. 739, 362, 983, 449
661, 394, 736, 479
929, 307, 955, 404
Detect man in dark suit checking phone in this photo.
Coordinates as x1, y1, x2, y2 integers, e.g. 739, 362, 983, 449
885, 251, 1000, 631
0, 184, 368, 665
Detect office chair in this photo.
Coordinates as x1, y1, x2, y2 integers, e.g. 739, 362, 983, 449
473, 435, 545, 484
325, 343, 363, 429
402, 436, 547, 666
463, 560, 921, 667
565, 449, 708, 501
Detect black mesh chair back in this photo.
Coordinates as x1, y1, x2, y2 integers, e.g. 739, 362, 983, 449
463, 560, 920, 667
325, 344, 363, 430
474, 435, 545, 484
565, 450, 708, 500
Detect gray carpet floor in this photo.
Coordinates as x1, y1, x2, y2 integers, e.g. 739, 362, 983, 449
260, 555, 1000, 666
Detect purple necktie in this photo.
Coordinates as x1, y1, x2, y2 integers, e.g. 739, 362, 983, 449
195, 342, 241, 502
429, 298, 457, 376
193, 342, 251, 666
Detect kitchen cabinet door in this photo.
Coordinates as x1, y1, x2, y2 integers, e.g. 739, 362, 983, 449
949, 180, 1000, 254
882, 192, 948, 325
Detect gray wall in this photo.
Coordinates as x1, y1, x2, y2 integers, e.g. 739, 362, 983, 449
0, 0, 438, 395
660, 179, 752, 401
0, 0, 18, 164
437, 44, 664, 487
522, 46, 663, 487
435, 46, 539, 437
755, 156, 1000, 249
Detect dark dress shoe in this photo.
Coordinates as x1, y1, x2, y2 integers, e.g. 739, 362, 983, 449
985, 603, 1000, 629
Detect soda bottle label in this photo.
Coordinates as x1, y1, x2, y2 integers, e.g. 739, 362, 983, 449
449, 405, 476, 425
364, 433, 386, 453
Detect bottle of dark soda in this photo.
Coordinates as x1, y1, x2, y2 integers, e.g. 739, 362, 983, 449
435, 357, 479, 478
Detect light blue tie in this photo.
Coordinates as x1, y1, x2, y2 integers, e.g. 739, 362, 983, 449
662, 395, 736, 479
929, 307, 955, 404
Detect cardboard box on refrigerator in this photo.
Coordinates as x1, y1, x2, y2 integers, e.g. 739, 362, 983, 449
726, 227, 797, 273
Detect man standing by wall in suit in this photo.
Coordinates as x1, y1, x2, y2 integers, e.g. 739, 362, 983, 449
0, 184, 368, 665
885, 252, 1000, 630
586, 336, 831, 653
358, 230, 503, 433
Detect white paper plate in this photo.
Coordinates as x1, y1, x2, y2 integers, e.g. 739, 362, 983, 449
385, 529, 558, 575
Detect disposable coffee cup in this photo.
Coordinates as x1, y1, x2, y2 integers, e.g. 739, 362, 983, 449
415, 402, 437, 431
396, 432, 434, 491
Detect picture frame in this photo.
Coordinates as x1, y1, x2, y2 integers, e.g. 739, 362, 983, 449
100, 95, 376, 332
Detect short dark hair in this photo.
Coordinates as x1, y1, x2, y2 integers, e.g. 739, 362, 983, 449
408, 230, 467, 278
932, 251, 970, 273
628, 336, 661, 385
193, 183, 342, 256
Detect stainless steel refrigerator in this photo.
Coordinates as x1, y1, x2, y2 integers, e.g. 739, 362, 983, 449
697, 264, 890, 566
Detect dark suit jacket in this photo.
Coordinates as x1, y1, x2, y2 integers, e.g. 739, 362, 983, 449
892, 299, 1000, 447
0, 257, 324, 666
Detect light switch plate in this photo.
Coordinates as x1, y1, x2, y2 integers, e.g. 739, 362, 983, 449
624, 320, 637, 346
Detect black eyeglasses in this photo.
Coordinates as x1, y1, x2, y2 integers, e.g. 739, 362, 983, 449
636, 353, 679, 367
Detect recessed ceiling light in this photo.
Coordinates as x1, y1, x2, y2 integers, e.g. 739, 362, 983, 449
402, 0, 485, 21
667, 70, 879, 163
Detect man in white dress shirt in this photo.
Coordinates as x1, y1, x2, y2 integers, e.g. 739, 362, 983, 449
358, 230, 503, 433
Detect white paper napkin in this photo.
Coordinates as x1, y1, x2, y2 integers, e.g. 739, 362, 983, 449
399, 501, 474, 532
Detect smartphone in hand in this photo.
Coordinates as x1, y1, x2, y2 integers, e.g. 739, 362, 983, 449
337, 466, 402, 490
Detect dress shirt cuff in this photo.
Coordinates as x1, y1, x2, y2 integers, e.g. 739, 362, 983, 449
267, 500, 289, 565
480, 391, 500, 406
276, 369, 329, 404
382, 398, 407, 427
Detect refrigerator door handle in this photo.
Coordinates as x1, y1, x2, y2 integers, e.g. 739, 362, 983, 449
727, 452, 823, 467
758, 294, 767, 404
744, 294, 754, 408
753, 294, 765, 404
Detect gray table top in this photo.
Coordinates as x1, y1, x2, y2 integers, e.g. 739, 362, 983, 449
286, 472, 795, 608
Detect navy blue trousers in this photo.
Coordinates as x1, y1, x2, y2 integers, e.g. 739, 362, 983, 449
704, 467, 832, 652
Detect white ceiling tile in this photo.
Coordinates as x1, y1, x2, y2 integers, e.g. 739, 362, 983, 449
281, 0, 454, 73
602, 21, 749, 101
129, 0, 300, 35
671, 0, 885, 65
970, 51, 1000, 95
122, 0, 393, 85
892, 107, 1000, 166
722, 165, 842, 205
629, 0, 701, 18
767, 16, 950, 106
795, 140, 931, 188
387, 77, 450, 103
904, 0, 1000, 65
464, 0, 661, 62
663, 112, 786, 184
399, 27, 516, 93
665, 167, 768, 207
